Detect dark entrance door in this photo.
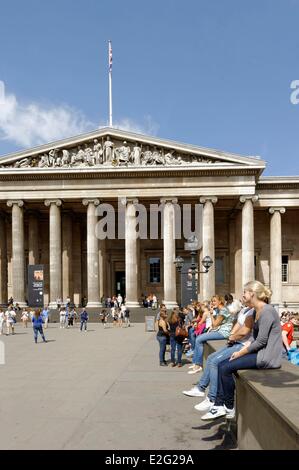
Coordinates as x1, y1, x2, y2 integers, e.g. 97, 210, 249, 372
115, 271, 126, 298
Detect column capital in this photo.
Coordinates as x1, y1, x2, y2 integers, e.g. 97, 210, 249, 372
199, 196, 218, 205
269, 207, 286, 215
160, 197, 178, 205
120, 197, 139, 206
82, 199, 100, 207
7, 200, 24, 208
239, 195, 258, 204
45, 199, 62, 207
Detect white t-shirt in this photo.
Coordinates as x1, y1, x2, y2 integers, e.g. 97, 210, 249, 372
5, 310, 16, 323
236, 307, 254, 344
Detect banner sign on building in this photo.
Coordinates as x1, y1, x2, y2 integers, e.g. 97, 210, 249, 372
28, 265, 44, 307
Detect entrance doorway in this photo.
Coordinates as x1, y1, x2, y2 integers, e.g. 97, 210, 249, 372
115, 271, 126, 298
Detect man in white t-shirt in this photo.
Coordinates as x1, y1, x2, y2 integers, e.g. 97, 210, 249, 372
5, 307, 16, 335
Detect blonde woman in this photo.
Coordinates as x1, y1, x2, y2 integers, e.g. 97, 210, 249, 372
202, 281, 282, 420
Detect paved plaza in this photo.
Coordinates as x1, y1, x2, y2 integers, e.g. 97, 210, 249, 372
0, 322, 230, 450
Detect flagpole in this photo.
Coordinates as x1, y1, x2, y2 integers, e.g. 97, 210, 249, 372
109, 40, 113, 127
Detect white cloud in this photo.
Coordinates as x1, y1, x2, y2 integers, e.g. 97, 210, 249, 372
0, 81, 94, 148
0, 81, 159, 149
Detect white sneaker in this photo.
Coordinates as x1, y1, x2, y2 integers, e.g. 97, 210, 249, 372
201, 406, 226, 420
182, 387, 205, 397
194, 397, 214, 412
187, 366, 202, 375
188, 364, 195, 369
224, 405, 235, 420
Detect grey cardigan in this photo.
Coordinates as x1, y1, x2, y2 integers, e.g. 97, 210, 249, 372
247, 304, 282, 369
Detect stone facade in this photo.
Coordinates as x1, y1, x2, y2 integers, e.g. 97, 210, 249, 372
0, 127, 298, 310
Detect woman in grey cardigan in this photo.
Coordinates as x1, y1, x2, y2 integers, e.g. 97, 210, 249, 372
201, 281, 282, 420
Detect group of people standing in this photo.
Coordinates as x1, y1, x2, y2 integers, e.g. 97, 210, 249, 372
157, 280, 297, 422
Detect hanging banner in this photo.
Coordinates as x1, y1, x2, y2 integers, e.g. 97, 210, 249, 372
28, 265, 44, 307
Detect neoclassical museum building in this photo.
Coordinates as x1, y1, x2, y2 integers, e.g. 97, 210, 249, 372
0, 127, 298, 310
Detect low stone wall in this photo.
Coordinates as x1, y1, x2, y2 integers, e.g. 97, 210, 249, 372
204, 340, 299, 450
48, 307, 157, 323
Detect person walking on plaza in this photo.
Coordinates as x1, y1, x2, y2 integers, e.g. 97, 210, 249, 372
41, 306, 49, 329
80, 309, 88, 332
21, 309, 30, 328
0, 309, 5, 335
32, 309, 47, 344
5, 307, 16, 336
202, 281, 283, 421
156, 310, 170, 366
124, 307, 131, 327
59, 307, 66, 329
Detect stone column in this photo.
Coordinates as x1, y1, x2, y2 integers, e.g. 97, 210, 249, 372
28, 211, 39, 265
200, 197, 218, 300
99, 239, 106, 302
7, 200, 26, 307
240, 196, 258, 287
82, 199, 101, 308
45, 200, 62, 309
0, 212, 8, 305
269, 207, 286, 306
234, 211, 243, 299
161, 198, 178, 309
125, 199, 140, 307
72, 218, 82, 307
62, 212, 73, 303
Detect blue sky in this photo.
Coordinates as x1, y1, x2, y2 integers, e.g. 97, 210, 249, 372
1, 0, 299, 175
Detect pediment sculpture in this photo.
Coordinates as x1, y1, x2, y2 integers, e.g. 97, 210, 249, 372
1, 137, 222, 169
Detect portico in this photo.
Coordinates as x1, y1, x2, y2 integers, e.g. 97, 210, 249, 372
0, 128, 298, 311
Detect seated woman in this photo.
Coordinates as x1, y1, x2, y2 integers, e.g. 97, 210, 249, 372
186, 303, 209, 357
188, 295, 233, 374
202, 281, 282, 420
182, 300, 253, 411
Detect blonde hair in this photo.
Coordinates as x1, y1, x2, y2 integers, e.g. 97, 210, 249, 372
244, 281, 272, 303
212, 295, 226, 305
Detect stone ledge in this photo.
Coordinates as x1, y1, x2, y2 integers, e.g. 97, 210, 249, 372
204, 340, 299, 450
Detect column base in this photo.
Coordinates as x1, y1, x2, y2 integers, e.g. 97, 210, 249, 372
48, 302, 59, 310
86, 301, 102, 308
163, 300, 179, 309
125, 301, 140, 308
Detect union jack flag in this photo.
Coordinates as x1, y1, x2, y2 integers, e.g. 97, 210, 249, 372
109, 41, 112, 73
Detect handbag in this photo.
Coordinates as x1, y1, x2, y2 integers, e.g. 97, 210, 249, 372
175, 325, 188, 338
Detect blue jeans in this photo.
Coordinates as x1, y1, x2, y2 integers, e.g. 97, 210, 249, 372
188, 327, 196, 350
193, 331, 226, 366
157, 335, 167, 363
170, 336, 183, 364
214, 353, 258, 409
197, 343, 243, 401
33, 326, 46, 343
80, 320, 87, 331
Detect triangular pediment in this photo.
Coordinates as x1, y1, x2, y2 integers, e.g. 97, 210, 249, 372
0, 127, 266, 173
